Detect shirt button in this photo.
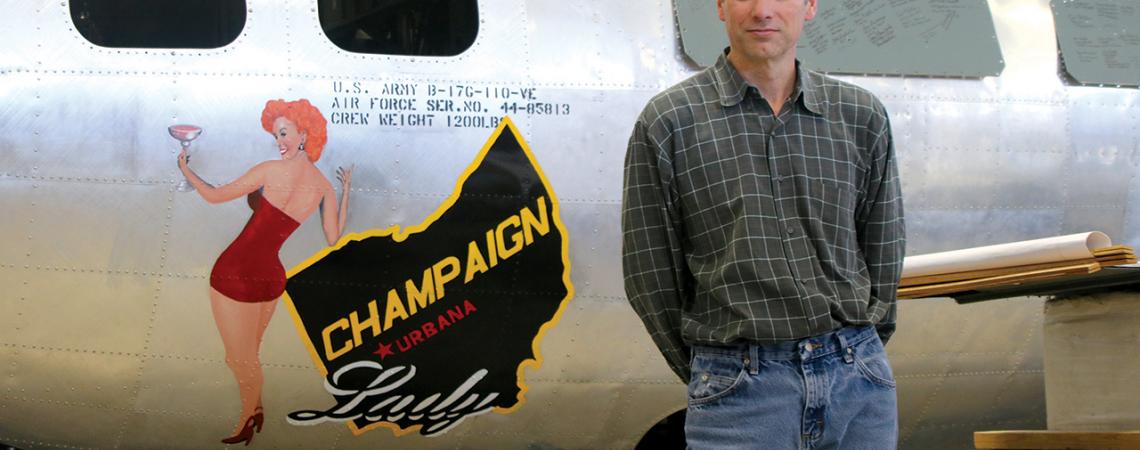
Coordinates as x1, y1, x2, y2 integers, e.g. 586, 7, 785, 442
787, 227, 797, 235
701, 374, 710, 381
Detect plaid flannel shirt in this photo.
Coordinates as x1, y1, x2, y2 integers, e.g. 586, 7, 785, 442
622, 54, 905, 382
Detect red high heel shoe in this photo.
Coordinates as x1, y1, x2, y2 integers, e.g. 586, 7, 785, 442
221, 409, 264, 446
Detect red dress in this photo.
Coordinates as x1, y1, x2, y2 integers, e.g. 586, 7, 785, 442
210, 194, 302, 302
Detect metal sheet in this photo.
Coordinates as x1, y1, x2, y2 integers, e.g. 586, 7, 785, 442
1044, 293, 1140, 431
559, 203, 626, 301
25, 181, 172, 273
533, 298, 649, 382
1057, 90, 1136, 238
523, 88, 646, 203
18, 271, 155, 354
892, 297, 1047, 449
0, 396, 129, 449
905, 209, 1065, 255
5, 348, 145, 413
1121, 103, 1140, 245
0, 0, 1138, 448
526, 2, 675, 87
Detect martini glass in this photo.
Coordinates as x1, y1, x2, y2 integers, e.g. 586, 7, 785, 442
169, 124, 203, 192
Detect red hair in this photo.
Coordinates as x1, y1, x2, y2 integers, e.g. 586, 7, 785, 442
260, 99, 328, 162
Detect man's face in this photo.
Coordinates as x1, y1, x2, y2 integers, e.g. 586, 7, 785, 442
717, 0, 817, 64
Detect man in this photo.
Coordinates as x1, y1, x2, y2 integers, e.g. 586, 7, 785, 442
621, 0, 905, 448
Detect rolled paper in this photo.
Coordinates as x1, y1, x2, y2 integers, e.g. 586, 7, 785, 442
901, 231, 1112, 279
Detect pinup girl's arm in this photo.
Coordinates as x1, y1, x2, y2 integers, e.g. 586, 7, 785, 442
178, 148, 267, 204
321, 165, 353, 246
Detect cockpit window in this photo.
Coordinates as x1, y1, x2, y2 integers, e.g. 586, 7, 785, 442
70, 0, 246, 49
675, 0, 1004, 78
1052, 0, 1139, 87
318, 0, 478, 56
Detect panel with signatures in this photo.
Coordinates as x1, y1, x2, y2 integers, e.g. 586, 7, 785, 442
1053, 0, 1140, 87
676, 0, 1004, 77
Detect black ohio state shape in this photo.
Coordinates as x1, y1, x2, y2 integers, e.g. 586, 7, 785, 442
283, 118, 572, 437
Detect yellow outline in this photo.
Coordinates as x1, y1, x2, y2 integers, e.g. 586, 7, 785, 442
281, 116, 575, 437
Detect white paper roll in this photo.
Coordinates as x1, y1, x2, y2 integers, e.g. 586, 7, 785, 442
901, 231, 1112, 278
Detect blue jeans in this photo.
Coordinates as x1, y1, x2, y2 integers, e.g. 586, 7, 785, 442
685, 326, 897, 450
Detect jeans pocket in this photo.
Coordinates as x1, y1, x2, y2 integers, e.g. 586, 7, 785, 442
688, 351, 747, 406
853, 342, 896, 389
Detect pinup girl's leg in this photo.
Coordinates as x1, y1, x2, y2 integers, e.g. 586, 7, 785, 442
210, 288, 268, 432
253, 299, 278, 411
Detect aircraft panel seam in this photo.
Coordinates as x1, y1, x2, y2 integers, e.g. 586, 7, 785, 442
907, 204, 1120, 211
0, 175, 627, 204
898, 315, 974, 442
109, 171, 177, 447
1, 68, 665, 90
909, 417, 1040, 431
890, 351, 1031, 358
875, 95, 1066, 105
1060, 87, 1074, 234
17, 267, 566, 294
895, 369, 1044, 379
11, 264, 633, 299
1122, 104, 1140, 239
0, 342, 313, 369
0, 394, 217, 419
0, 437, 93, 450
0, 174, 174, 186
16, 266, 205, 279
10, 265, 633, 302
918, 146, 1066, 154
975, 308, 1044, 424
524, 378, 681, 385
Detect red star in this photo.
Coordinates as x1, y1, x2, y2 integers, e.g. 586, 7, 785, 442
373, 341, 396, 360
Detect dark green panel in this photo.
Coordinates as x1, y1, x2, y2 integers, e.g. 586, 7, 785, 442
1052, 0, 1140, 87
676, 0, 1004, 78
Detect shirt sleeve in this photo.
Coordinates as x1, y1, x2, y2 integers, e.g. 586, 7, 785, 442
856, 105, 906, 346
622, 114, 693, 382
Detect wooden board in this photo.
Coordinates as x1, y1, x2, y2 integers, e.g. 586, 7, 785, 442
901, 254, 1133, 288
1094, 245, 1133, 257
1095, 252, 1136, 261
897, 243, 1134, 299
1096, 256, 1138, 267
898, 263, 1101, 299
975, 430, 1140, 449
900, 258, 1099, 287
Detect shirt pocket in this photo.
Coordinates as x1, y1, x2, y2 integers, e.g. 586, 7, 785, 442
806, 179, 862, 278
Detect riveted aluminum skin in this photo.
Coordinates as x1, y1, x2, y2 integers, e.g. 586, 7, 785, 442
1, 0, 1137, 449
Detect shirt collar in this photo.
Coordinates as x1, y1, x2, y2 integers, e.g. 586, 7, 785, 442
712, 49, 824, 116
